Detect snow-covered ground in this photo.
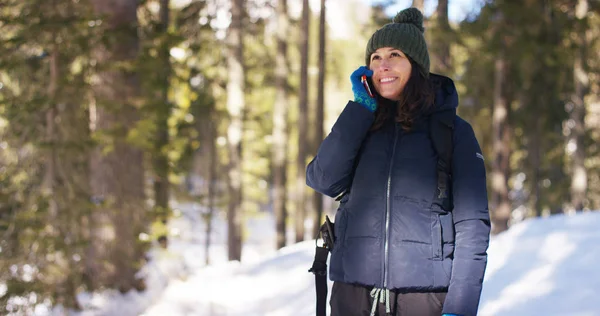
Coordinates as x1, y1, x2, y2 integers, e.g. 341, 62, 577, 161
60, 206, 600, 316
478, 212, 600, 316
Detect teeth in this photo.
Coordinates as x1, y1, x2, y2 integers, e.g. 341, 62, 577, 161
380, 77, 396, 83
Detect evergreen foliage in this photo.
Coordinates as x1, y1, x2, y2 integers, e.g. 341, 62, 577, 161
0, 0, 599, 312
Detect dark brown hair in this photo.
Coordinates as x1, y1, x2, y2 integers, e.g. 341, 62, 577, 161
370, 57, 436, 131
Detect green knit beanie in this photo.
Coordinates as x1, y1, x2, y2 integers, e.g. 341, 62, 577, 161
365, 7, 430, 76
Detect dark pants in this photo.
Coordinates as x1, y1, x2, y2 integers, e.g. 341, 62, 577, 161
330, 282, 447, 316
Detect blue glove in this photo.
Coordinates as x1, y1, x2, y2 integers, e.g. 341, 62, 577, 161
350, 66, 377, 112
442, 314, 463, 316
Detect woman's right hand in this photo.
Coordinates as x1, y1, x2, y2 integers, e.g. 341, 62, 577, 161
350, 66, 377, 112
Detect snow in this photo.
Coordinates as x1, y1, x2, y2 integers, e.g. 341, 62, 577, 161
478, 212, 600, 316
43, 208, 600, 316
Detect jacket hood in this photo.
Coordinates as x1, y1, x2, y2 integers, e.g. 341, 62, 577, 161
428, 73, 459, 114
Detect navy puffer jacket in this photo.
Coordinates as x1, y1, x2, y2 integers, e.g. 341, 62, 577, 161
306, 75, 490, 316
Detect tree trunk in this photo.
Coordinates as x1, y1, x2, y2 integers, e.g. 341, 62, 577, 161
58, 73, 92, 310
153, 0, 171, 223
568, 0, 589, 213
44, 50, 58, 220
312, 0, 326, 238
431, 0, 451, 74
45, 44, 91, 308
273, 0, 289, 250
190, 68, 218, 265
205, 117, 216, 266
226, 0, 245, 261
89, 0, 146, 292
411, 0, 424, 11
491, 49, 511, 235
295, 0, 309, 243
531, 117, 542, 217
44, 47, 71, 308
39, 5, 94, 304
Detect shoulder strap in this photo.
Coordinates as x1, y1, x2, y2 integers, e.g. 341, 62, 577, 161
309, 216, 335, 316
308, 245, 328, 316
429, 108, 455, 211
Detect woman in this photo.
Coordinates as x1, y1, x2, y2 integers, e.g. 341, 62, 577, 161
306, 8, 490, 316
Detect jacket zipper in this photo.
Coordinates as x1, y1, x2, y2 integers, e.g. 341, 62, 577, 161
383, 124, 399, 288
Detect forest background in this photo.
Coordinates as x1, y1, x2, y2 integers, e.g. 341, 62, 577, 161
1, 0, 599, 313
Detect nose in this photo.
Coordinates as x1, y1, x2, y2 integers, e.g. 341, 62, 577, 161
376, 59, 390, 71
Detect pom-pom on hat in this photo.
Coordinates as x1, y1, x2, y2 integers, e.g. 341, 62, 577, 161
365, 7, 430, 76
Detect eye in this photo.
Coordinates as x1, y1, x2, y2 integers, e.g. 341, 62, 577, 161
390, 51, 402, 58
371, 55, 381, 61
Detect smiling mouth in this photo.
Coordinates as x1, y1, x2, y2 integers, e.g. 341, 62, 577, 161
380, 77, 397, 83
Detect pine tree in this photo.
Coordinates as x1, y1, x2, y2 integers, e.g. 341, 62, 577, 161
567, 0, 590, 212
430, 0, 451, 75
226, 0, 246, 261
88, 0, 147, 292
152, 0, 172, 223
0, 0, 95, 310
295, 0, 310, 243
273, 0, 290, 250
312, 0, 326, 237
411, 0, 424, 11
491, 45, 511, 234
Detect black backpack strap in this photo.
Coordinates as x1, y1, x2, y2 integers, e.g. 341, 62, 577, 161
429, 108, 455, 211
309, 216, 335, 316
308, 246, 329, 316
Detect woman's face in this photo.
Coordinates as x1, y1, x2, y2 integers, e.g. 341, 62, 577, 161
369, 47, 412, 101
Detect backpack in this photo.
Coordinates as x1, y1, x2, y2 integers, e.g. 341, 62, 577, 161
308, 108, 455, 316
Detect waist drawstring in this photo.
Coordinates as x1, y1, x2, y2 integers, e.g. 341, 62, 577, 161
369, 288, 391, 316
